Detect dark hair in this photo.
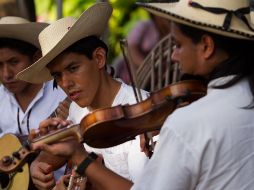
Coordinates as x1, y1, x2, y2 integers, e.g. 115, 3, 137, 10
176, 23, 254, 103
63, 35, 108, 59
0, 38, 38, 61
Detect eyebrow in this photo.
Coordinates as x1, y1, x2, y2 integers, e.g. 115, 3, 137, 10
50, 61, 79, 76
0, 57, 18, 65
64, 61, 78, 70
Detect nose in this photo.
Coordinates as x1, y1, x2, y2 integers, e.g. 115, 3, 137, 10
60, 73, 73, 90
2, 64, 14, 82
171, 47, 178, 63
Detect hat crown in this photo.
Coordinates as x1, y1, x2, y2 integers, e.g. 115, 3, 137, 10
0, 16, 30, 24
140, 0, 254, 39
39, 17, 76, 56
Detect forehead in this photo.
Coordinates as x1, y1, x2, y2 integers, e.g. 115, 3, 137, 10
47, 52, 73, 71
0, 47, 20, 55
170, 22, 195, 44
0, 47, 25, 61
47, 51, 91, 73
171, 22, 182, 38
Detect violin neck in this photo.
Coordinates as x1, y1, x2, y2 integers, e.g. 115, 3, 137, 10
31, 124, 83, 146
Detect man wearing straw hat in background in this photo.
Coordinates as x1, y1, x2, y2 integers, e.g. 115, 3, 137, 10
23, 0, 254, 189
17, 3, 149, 189
0, 16, 68, 138
0, 16, 69, 187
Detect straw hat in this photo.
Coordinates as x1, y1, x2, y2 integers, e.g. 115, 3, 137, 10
17, 2, 112, 84
137, 0, 254, 40
0, 16, 48, 48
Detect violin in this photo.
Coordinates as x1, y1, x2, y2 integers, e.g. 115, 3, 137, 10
82, 80, 206, 148
0, 80, 206, 174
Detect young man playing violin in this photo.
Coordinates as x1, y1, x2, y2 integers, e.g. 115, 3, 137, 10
19, 0, 254, 190
17, 3, 149, 190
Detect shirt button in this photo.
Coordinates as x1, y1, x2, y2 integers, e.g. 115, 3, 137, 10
22, 121, 25, 124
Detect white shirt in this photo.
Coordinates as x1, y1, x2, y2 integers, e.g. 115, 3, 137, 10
0, 81, 66, 136
0, 81, 67, 179
68, 81, 149, 182
132, 76, 254, 190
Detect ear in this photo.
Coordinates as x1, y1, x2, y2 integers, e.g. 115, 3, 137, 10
32, 50, 42, 63
93, 47, 107, 69
199, 34, 215, 59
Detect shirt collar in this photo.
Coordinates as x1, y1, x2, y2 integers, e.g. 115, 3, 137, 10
3, 82, 47, 113
207, 75, 236, 93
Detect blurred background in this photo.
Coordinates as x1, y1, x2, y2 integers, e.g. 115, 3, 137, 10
0, 0, 149, 64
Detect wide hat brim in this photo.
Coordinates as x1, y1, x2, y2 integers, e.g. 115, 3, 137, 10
137, 0, 254, 40
17, 2, 112, 84
0, 22, 48, 48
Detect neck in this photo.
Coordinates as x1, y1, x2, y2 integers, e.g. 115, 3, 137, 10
15, 83, 43, 112
208, 54, 241, 81
88, 74, 121, 111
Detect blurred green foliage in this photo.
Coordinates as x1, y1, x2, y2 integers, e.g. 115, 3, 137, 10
34, 0, 149, 63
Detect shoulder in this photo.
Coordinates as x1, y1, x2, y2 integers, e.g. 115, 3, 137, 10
115, 81, 148, 105
161, 78, 254, 147
0, 85, 8, 101
68, 102, 88, 124
0, 85, 5, 96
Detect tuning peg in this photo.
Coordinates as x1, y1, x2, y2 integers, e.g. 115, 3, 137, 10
1, 156, 12, 166
12, 152, 21, 160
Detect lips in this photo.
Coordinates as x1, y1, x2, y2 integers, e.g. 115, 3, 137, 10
69, 90, 81, 101
4, 81, 18, 88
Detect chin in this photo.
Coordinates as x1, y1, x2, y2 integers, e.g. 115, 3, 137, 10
5, 87, 20, 94
76, 101, 89, 108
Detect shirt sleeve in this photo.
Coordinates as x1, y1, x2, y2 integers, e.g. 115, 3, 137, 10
128, 21, 148, 45
131, 119, 199, 190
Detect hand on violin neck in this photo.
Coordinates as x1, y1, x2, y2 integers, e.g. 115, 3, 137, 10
39, 118, 72, 132
29, 118, 72, 141
31, 136, 87, 164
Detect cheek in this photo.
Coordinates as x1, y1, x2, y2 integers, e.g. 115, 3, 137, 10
179, 49, 196, 72
0, 69, 4, 79
77, 75, 98, 103
7, 81, 28, 93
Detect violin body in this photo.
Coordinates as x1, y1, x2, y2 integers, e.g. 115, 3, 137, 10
0, 80, 206, 174
82, 80, 206, 148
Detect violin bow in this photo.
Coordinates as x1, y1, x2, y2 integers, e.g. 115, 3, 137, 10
119, 39, 155, 158
119, 39, 142, 102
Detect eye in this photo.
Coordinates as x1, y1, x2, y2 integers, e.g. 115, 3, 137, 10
10, 59, 19, 65
172, 41, 181, 50
68, 65, 79, 73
